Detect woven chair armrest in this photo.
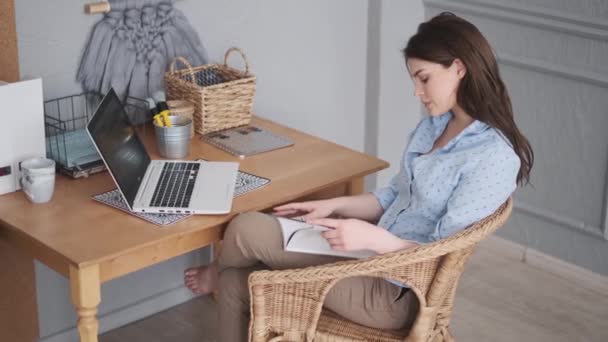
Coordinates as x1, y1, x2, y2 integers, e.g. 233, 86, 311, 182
249, 198, 512, 286
249, 247, 433, 286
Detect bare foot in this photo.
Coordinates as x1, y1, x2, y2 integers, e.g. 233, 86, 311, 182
184, 263, 218, 295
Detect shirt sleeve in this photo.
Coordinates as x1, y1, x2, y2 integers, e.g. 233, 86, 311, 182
372, 172, 400, 210
427, 146, 520, 242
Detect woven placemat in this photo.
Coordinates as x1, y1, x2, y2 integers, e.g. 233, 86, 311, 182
92, 169, 270, 226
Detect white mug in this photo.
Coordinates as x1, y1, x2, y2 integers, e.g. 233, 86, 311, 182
20, 157, 56, 204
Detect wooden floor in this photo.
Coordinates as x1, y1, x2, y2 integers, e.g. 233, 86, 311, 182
100, 241, 608, 342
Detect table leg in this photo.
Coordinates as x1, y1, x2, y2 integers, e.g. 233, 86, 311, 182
0, 239, 39, 342
69, 264, 101, 342
346, 176, 365, 196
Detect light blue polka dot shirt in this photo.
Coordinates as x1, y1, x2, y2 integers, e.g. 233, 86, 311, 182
372, 111, 520, 244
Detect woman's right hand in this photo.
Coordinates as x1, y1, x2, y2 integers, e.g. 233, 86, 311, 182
272, 199, 338, 220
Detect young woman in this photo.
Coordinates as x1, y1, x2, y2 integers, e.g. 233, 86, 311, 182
184, 12, 533, 341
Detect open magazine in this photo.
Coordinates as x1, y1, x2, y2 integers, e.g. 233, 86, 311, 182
276, 216, 376, 259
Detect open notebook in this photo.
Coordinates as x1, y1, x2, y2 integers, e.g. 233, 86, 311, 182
276, 217, 376, 259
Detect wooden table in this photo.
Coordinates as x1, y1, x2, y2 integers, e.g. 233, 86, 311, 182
0, 117, 388, 342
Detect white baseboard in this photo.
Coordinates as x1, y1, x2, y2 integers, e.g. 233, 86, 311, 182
39, 285, 197, 342
482, 235, 608, 297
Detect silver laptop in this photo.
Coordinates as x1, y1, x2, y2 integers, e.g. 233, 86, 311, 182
86, 88, 239, 215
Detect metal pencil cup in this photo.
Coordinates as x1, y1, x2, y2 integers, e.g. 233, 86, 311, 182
154, 115, 193, 159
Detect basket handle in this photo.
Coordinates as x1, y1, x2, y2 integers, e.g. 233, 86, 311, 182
224, 47, 250, 75
169, 56, 196, 84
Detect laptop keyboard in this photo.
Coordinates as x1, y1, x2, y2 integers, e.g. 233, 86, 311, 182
150, 162, 200, 208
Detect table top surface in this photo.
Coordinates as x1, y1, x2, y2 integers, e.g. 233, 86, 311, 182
0, 117, 387, 272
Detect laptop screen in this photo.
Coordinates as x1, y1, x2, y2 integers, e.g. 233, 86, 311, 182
87, 89, 151, 209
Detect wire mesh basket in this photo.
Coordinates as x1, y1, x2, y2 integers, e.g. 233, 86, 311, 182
44, 92, 149, 178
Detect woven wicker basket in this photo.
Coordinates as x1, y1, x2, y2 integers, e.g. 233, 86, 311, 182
164, 47, 256, 135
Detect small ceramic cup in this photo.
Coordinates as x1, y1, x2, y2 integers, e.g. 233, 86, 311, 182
20, 157, 56, 204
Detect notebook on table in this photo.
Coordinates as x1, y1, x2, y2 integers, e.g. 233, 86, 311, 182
86, 88, 239, 215
201, 125, 293, 157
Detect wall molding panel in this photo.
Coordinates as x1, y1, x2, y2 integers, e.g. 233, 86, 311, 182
425, 0, 608, 40
424, 0, 608, 274
466, 0, 608, 32
513, 202, 607, 240
497, 53, 608, 88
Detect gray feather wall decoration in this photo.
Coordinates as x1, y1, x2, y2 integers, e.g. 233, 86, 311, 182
78, 0, 207, 99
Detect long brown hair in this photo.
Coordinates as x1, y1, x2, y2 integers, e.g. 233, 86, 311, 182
404, 12, 533, 186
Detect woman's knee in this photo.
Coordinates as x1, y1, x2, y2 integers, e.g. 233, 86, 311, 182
224, 211, 280, 244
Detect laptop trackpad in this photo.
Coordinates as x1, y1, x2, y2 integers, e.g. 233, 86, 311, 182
192, 164, 237, 212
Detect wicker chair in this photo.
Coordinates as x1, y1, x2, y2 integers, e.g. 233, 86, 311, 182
248, 198, 513, 341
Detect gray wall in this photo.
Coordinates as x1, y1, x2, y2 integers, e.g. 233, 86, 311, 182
425, 0, 608, 275
17, 0, 369, 151
14, 0, 424, 341
375, 0, 425, 187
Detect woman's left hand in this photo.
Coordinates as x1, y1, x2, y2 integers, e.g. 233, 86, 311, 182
307, 218, 417, 254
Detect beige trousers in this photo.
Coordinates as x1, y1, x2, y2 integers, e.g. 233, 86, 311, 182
216, 212, 418, 342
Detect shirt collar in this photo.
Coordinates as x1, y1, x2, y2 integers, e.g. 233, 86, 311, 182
409, 111, 489, 154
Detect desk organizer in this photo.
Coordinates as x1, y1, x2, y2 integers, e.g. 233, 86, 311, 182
44, 92, 148, 178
